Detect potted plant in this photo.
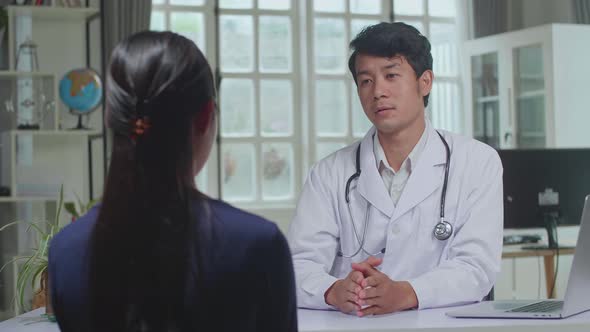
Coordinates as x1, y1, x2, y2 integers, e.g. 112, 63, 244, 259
0, 187, 96, 321
64, 193, 98, 222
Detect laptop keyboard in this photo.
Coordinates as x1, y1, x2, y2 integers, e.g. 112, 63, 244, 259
508, 301, 564, 313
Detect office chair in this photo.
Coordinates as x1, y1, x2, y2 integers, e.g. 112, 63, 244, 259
483, 287, 495, 301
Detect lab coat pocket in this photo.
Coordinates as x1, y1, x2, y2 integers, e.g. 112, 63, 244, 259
417, 198, 458, 263
414, 199, 449, 266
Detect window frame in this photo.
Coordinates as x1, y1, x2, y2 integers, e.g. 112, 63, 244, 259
150, 0, 464, 210
216, 1, 302, 208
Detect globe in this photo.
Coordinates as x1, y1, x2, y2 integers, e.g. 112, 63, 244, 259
58, 68, 103, 129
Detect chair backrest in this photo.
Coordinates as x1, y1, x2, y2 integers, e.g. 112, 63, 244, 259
482, 287, 494, 301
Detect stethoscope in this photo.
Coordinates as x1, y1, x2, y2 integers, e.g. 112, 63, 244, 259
337, 131, 452, 258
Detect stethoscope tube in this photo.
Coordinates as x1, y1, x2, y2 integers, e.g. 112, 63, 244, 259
434, 131, 453, 241
338, 131, 453, 258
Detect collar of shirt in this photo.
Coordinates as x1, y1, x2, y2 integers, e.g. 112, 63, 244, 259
372, 122, 429, 204
372, 122, 429, 175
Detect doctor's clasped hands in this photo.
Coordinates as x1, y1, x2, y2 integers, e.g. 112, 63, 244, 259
326, 257, 419, 316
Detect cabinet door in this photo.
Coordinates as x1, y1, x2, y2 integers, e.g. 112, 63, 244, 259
471, 52, 501, 148
513, 44, 546, 148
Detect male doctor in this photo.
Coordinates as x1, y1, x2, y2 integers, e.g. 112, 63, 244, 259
288, 22, 503, 317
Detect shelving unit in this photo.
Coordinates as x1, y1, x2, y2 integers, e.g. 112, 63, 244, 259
0, 2, 103, 319
6, 5, 98, 20
0, 3, 103, 200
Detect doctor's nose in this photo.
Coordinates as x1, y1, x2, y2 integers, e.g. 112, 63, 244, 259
372, 80, 388, 100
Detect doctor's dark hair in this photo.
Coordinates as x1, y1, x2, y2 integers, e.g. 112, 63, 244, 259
348, 22, 433, 107
83, 31, 215, 332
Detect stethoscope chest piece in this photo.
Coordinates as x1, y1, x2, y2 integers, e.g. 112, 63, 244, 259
433, 219, 453, 241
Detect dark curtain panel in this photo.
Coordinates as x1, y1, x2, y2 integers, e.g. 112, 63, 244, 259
101, 0, 152, 66
574, 0, 590, 23
472, 0, 509, 38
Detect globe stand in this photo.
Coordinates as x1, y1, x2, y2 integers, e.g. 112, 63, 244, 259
69, 111, 91, 130
17, 123, 40, 130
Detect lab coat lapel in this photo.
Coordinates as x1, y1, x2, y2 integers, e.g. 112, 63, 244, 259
357, 127, 395, 218
391, 123, 448, 223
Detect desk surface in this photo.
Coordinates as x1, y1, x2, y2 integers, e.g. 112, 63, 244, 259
2, 306, 590, 332
502, 245, 575, 258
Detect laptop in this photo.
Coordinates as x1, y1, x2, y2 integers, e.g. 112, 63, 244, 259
447, 195, 590, 319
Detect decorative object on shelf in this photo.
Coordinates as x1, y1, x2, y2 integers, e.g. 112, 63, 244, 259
263, 147, 286, 180
15, 37, 39, 72
58, 67, 102, 130
0, 185, 68, 322
0, 185, 10, 196
2, 76, 53, 130
5, 38, 53, 129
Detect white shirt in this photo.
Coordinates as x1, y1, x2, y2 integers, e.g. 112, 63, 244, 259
373, 126, 429, 205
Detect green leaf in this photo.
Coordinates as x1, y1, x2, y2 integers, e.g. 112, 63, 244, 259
53, 185, 64, 229
25, 221, 49, 238
0, 220, 22, 232
31, 264, 47, 290
74, 192, 84, 214
63, 202, 79, 219
17, 260, 36, 310
85, 198, 99, 213
0, 256, 27, 273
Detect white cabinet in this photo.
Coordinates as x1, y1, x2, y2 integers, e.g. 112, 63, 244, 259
463, 24, 590, 149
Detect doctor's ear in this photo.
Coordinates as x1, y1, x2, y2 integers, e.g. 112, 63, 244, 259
418, 70, 433, 97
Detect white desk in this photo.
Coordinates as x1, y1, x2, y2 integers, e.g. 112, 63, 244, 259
0, 308, 53, 332
298, 306, 590, 332
2, 306, 590, 332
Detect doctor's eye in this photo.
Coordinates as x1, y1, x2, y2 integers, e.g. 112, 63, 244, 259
386, 73, 399, 79
359, 79, 372, 86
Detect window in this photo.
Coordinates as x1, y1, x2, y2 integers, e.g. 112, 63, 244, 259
218, 1, 300, 205
393, 0, 463, 133
150, 0, 464, 208
308, 0, 389, 163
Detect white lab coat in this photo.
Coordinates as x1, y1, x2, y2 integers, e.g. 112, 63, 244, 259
287, 121, 503, 310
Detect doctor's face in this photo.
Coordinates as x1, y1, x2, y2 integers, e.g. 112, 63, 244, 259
354, 54, 433, 135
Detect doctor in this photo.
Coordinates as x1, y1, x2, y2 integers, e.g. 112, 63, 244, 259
288, 22, 503, 317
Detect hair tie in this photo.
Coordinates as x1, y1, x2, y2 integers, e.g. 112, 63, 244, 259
131, 116, 151, 141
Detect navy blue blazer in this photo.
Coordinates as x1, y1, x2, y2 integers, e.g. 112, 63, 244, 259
49, 198, 297, 331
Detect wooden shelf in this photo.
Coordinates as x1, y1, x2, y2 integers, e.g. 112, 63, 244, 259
0, 196, 58, 203
0, 71, 55, 78
6, 5, 99, 21
9, 129, 102, 136
475, 95, 500, 103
